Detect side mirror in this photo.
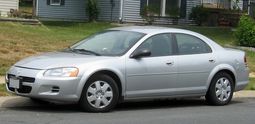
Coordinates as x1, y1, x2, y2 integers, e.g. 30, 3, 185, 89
130, 49, 151, 59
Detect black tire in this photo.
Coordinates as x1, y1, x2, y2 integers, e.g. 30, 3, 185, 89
79, 74, 119, 112
206, 72, 234, 106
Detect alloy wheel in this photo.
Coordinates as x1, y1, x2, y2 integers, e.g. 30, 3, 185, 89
215, 77, 232, 102
86, 81, 113, 109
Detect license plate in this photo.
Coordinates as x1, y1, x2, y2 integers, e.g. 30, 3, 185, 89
9, 78, 20, 89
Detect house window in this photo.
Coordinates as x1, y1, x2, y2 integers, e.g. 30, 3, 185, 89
50, 0, 61, 6
141, 0, 183, 17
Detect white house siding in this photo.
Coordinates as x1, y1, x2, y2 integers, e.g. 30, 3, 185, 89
37, 0, 120, 21
122, 0, 201, 23
0, 0, 19, 17
122, 0, 143, 23
37, 0, 87, 21
97, 0, 120, 21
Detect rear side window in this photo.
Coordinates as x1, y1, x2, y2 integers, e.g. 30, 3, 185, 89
175, 33, 212, 55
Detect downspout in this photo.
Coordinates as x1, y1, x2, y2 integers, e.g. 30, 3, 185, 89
119, 0, 124, 23
36, 0, 39, 16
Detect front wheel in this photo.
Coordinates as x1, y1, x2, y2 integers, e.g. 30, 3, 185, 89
206, 72, 234, 105
79, 74, 119, 112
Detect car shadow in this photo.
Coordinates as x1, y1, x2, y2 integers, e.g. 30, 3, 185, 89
1, 97, 244, 113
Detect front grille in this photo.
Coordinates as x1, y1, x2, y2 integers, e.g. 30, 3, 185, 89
20, 76, 35, 83
7, 74, 34, 93
7, 74, 35, 83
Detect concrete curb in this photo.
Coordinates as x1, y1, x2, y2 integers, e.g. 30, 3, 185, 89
0, 91, 254, 108
233, 91, 255, 98
0, 96, 44, 108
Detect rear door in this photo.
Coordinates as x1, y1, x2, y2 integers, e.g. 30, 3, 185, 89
174, 33, 216, 94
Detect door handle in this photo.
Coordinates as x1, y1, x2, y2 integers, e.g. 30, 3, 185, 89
209, 59, 215, 63
166, 62, 174, 65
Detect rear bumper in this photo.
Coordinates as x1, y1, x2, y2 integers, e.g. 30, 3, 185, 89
235, 81, 249, 91
235, 67, 249, 91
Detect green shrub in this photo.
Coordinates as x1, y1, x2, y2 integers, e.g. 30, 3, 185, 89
86, 0, 99, 22
189, 6, 209, 26
140, 5, 155, 25
235, 15, 255, 47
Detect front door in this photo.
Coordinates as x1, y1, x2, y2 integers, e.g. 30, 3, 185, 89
125, 33, 178, 98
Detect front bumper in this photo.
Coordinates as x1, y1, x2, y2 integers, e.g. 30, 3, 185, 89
6, 66, 81, 103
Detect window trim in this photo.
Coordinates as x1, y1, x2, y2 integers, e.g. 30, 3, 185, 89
130, 33, 178, 58
142, 0, 182, 17
173, 33, 213, 55
50, 0, 62, 6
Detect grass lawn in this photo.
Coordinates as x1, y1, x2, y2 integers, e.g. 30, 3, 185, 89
245, 78, 255, 90
0, 84, 10, 96
0, 22, 114, 75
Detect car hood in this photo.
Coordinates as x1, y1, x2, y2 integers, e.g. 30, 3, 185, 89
14, 51, 113, 69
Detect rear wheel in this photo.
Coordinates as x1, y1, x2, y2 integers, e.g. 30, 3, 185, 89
206, 72, 234, 105
79, 74, 119, 112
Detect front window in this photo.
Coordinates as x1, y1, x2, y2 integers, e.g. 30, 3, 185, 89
50, 0, 61, 6
136, 33, 174, 57
70, 31, 145, 56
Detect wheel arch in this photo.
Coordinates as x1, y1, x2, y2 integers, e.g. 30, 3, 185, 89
206, 64, 237, 91
77, 68, 125, 101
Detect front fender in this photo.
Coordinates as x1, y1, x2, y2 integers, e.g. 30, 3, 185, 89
76, 66, 125, 99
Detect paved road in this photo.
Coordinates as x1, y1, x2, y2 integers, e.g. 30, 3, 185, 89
0, 97, 254, 124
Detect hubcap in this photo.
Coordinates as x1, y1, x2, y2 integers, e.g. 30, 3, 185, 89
86, 81, 113, 109
215, 77, 231, 102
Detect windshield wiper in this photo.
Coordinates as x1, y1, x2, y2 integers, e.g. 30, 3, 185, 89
71, 48, 101, 56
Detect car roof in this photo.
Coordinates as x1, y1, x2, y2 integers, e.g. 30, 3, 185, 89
108, 26, 194, 34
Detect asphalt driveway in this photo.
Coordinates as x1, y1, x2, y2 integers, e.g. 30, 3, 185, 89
0, 95, 254, 124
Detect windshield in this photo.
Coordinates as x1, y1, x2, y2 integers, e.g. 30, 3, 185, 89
70, 30, 145, 56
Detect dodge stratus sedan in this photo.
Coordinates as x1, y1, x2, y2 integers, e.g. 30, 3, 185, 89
6, 26, 249, 112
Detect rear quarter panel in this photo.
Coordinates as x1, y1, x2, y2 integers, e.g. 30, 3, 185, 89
207, 48, 249, 91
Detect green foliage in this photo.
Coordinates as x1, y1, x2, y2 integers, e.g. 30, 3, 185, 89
165, 0, 180, 17
0, 84, 11, 96
235, 15, 255, 47
189, 6, 209, 26
86, 0, 99, 22
245, 78, 255, 90
140, 5, 155, 25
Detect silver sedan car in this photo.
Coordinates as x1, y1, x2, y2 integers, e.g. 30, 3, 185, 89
6, 26, 249, 112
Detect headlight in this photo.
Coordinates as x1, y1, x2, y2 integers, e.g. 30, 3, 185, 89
44, 67, 79, 77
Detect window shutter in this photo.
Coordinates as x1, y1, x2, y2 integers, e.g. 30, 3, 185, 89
61, 0, 65, 5
47, 0, 50, 5
180, 0, 187, 18
140, 0, 147, 15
